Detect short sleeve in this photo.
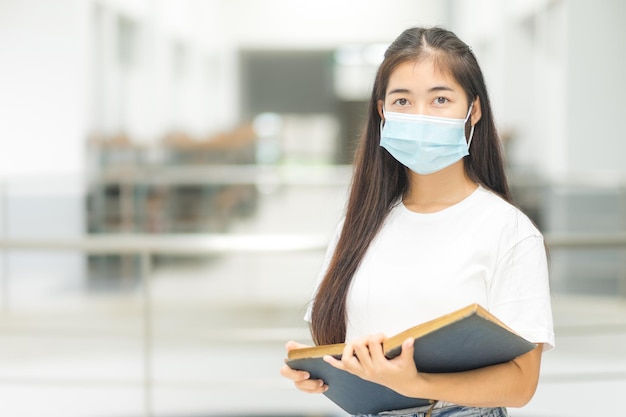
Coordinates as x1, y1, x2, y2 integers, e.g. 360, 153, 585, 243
489, 220, 555, 351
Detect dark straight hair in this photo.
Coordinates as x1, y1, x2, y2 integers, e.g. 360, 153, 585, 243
310, 27, 511, 345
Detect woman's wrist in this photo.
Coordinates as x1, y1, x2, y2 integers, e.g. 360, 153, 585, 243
393, 371, 430, 399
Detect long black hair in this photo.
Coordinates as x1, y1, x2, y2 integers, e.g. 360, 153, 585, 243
310, 27, 511, 345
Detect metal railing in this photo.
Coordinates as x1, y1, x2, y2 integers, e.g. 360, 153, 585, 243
0, 234, 327, 417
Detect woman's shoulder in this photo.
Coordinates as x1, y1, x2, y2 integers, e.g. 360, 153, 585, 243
474, 185, 511, 206
475, 186, 542, 237
475, 185, 524, 215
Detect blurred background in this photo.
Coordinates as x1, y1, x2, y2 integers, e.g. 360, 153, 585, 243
0, 0, 625, 416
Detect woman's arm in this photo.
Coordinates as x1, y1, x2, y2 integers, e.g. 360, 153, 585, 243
324, 334, 543, 408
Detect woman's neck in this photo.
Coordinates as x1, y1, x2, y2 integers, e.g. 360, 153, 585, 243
402, 161, 478, 213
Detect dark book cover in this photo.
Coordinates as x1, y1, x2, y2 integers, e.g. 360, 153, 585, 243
286, 304, 536, 415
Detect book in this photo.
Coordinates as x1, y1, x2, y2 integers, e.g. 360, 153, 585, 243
286, 303, 536, 415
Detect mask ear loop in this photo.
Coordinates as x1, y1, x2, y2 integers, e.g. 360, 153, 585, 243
465, 102, 475, 150
467, 124, 475, 150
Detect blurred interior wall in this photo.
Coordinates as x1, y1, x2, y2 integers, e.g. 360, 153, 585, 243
453, 0, 626, 179
451, 0, 566, 176
0, 0, 90, 295
223, 0, 448, 49
566, 0, 626, 174
0, 0, 88, 177
88, 0, 236, 142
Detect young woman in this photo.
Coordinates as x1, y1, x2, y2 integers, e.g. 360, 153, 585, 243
280, 26, 554, 417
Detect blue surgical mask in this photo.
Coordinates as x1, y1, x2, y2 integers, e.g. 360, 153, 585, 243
380, 104, 474, 175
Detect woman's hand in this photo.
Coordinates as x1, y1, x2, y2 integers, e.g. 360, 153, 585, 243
280, 340, 328, 394
322, 334, 420, 396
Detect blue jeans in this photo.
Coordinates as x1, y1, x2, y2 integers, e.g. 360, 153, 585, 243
354, 406, 508, 417
430, 407, 508, 417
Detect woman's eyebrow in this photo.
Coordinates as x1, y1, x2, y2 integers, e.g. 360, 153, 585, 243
428, 85, 455, 93
387, 88, 411, 95
387, 86, 455, 96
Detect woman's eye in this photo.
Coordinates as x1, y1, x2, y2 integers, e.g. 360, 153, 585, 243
433, 97, 449, 105
394, 98, 409, 106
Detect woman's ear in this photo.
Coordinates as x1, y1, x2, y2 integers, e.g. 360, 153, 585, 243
471, 96, 482, 126
377, 100, 385, 120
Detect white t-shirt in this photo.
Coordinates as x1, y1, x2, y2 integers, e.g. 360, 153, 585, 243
308, 185, 555, 351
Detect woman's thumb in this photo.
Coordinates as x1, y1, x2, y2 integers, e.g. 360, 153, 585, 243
401, 337, 415, 363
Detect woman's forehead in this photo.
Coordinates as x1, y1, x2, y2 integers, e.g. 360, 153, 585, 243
387, 60, 460, 92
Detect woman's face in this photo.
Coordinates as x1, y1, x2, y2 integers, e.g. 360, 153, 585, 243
378, 59, 474, 121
